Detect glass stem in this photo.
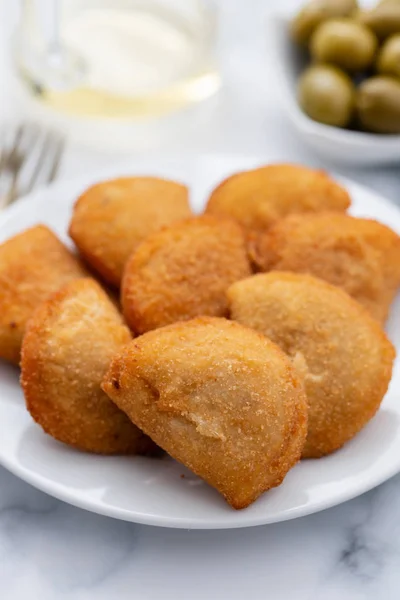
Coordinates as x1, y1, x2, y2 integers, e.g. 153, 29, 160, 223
49, 0, 62, 58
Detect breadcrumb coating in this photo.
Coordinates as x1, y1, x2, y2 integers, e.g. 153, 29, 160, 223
251, 212, 400, 323
228, 272, 395, 458
122, 216, 252, 334
0, 225, 87, 365
21, 278, 157, 455
69, 177, 191, 287
102, 317, 308, 509
205, 163, 350, 236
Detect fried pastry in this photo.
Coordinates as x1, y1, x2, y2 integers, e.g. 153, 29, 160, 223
102, 317, 308, 509
0, 225, 87, 365
21, 278, 156, 455
228, 272, 395, 457
69, 177, 191, 287
251, 212, 400, 322
205, 163, 350, 237
122, 216, 252, 334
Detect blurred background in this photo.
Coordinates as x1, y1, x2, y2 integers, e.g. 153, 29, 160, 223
0, 0, 399, 203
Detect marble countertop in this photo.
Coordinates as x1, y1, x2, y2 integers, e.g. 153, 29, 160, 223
1, 1, 400, 598
3, 466, 400, 600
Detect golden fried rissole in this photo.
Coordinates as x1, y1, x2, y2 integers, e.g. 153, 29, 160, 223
102, 317, 308, 509
0, 225, 87, 365
21, 278, 156, 455
205, 163, 350, 236
251, 212, 400, 323
69, 177, 191, 287
122, 216, 252, 334
227, 272, 395, 458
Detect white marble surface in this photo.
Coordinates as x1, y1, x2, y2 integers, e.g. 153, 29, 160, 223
1, 1, 400, 598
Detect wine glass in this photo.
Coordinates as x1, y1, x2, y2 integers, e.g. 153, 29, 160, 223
14, 0, 220, 119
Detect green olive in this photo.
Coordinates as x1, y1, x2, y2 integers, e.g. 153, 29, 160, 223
298, 65, 355, 127
356, 76, 400, 133
291, 0, 358, 46
376, 34, 400, 76
310, 18, 378, 72
357, 6, 400, 40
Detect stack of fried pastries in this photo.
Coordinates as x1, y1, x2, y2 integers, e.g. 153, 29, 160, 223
0, 165, 398, 510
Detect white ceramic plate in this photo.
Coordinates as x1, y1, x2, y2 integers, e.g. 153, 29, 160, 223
1, 154, 400, 530
266, 12, 400, 166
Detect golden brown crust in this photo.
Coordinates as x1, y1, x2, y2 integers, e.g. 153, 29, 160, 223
0, 225, 87, 365
102, 317, 308, 509
69, 177, 191, 287
251, 212, 400, 323
227, 272, 395, 458
205, 164, 350, 236
21, 278, 156, 455
121, 215, 252, 334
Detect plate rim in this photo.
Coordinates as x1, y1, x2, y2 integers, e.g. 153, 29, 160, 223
2, 436, 400, 529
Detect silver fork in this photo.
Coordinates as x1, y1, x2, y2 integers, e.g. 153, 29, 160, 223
0, 123, 64, 210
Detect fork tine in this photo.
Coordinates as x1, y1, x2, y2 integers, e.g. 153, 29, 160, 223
15, 124, 38, 186
8, 124, 24, 158
0, 124, 26, 209
25, 130, 53, 194
0, 123, 65, 209
0, 125, 7, 172
0, 123, 40, 208
0, 147, 5, 173
0, 124, 23, 177
47, 134, 64, 182
26, 130, 64, 192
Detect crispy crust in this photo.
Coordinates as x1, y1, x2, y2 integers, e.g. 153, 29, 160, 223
227, 272, 395, 458
251, 212, 400, 323
0, 225, 87, 365
102, 317, 308, 509
121, 216, 252, 334
69, 177, 191, 287
205, 163, 350, 236
21, 278, 156, 455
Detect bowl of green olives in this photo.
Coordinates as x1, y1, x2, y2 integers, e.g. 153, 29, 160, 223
267, 0, 400, 164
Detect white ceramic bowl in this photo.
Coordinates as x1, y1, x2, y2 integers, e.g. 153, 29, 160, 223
266, 12, 400, 165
